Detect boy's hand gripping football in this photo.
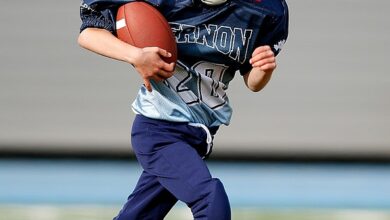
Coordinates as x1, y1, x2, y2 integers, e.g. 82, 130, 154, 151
133, 47, 175, 92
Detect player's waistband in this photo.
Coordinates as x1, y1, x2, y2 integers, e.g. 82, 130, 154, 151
133, 114, 219, 158
134, 114, 219, 135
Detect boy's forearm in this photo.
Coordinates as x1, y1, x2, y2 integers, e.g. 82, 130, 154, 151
78, 28, 139, 64
78, 27, 175, 92
244, 67, 273, 92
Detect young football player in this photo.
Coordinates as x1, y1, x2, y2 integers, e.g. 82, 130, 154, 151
78, 0, 288, 219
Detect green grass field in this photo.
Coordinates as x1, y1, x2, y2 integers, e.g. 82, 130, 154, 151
2, 205, 390, 220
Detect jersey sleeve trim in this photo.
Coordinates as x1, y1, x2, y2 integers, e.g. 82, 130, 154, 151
79, 2, 116, 34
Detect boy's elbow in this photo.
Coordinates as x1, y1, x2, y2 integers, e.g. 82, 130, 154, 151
247, 84, 265, 92
78, 29, 88, 48
78, 28, 96, 48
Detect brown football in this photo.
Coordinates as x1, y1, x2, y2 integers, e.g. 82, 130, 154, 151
116, 2, 177, 63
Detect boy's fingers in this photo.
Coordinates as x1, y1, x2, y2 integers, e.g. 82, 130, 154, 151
259, 62, 277, 71
251, 57, 276, 67
250, 50, 274, 64
162, 62, 176, 72
158, 48, 172, 58
152, 74, 166, 82
252, 45, 271, 56
158, 69, 174, 79
144, 79, 152, 92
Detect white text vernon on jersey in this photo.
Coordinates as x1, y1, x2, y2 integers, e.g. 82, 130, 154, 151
170, 23, 253, 64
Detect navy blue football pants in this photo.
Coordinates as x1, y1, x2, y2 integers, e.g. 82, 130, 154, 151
114, 115, 231, 220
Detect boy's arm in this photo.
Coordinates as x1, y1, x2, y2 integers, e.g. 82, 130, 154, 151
78, 27, 138, 63
243, 1, 288, 92
78, 28, 175, 91
243, 45, 276, 92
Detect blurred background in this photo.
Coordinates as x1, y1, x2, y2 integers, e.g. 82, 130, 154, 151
1, 0, 390, 219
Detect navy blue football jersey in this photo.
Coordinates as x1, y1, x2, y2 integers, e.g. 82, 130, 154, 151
80, 0, 289, 127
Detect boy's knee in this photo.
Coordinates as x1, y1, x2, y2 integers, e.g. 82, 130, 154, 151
189, 178, 231, 220
208, 178, 231, 219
